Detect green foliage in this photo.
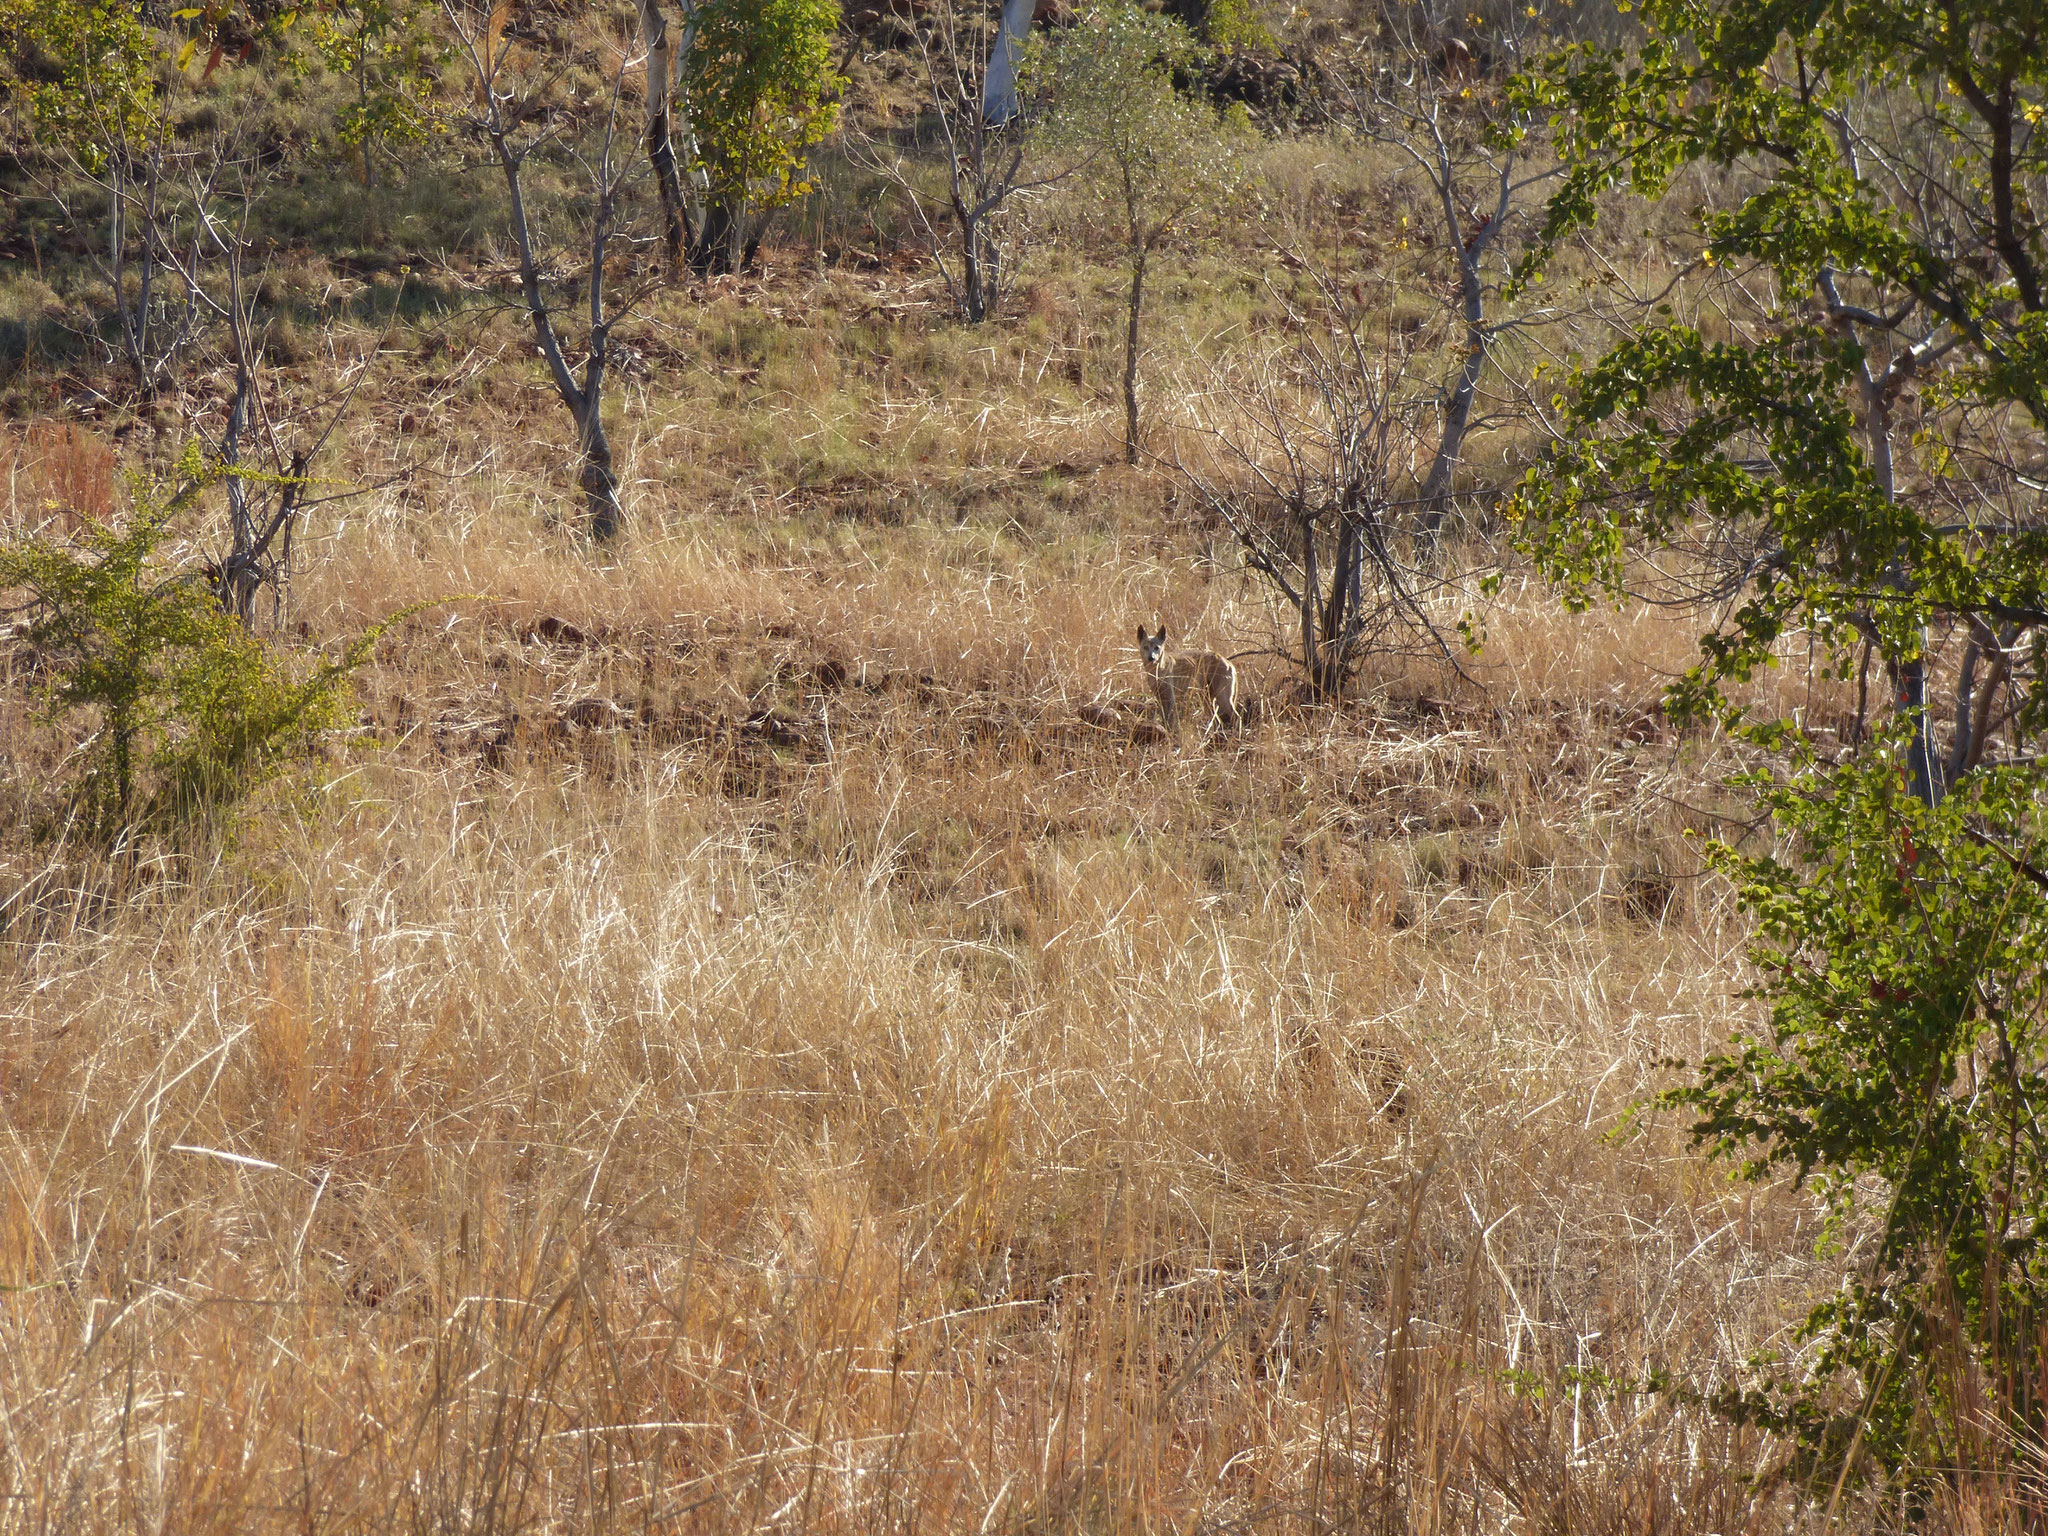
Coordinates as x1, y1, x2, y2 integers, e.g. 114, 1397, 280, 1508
1, 0, 312, 167
1050, 2, 1248, 249
1049, 2, 1249, 460
1507, 320, 1936, 726
1200, 0, 1275, 53
1, 469, 368, 838
681, 0, 843, 221
1505, 0, 2048, 739
304, 0, 447, 175
1510, 0, 2048, 1494
0, 0, 156, 170
1671, 741, 2048, 1487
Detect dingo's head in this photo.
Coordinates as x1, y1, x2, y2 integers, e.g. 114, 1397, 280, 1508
1136, 624, 1167, 669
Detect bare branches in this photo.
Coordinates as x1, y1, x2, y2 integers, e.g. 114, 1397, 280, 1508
848, 0, 1071, 324
1173, 287, 1480, 701
439, 0, 651, 541
202, 251, 381, 630
1321, 8, 1558, 546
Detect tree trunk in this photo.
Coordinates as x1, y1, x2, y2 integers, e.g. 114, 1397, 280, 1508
1849, 315, 1941, 805
1899, 647, 1936, 804
962, 216, 987, 322
959, 209, 1000, 323
489, 127, 622, 540
582, 190, 622, 543
1321, 514, 1362, 689
691, 200, 749, 274
1123, 244, 1146, 466
1417, 247, 1485, 548
110, 150, 164, 396
220, 357, 260, 623
636, 0, 691, 271
982, 0, 1037, 123
578, 398, 621, 543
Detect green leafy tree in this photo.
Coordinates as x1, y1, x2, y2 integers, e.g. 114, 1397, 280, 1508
305, 0, 446, 189
0, 0, 154, 171
1510, 0, 2048, 1500
679, 0, 843, 274
1188, 0, 1273, 52
1672, 742, 2048, 1501
1053, 2, 1248, 465
1510, 0, 2048, 803
2, 464, 370, 838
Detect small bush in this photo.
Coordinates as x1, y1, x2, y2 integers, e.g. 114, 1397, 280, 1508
2, 475, 369, 840
1667, 737, 2048, 1496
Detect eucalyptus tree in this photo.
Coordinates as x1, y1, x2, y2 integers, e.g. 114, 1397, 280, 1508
0, 0, 355, 621
634, 0, 696, 270
1514, 0, 2048, 1501
981, 0, 1037, 123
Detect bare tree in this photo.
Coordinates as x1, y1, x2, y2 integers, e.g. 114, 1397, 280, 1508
853, 0, 1069, 323
440, 0, 654, 541
24, 66, 248, 397
98, 132, 234, 397
1174, 286, 1472, 700
1333, 5, 1556, 546
203, 246, 380, 629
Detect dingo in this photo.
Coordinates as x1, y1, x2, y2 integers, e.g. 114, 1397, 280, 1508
1136, 624, 1239, 735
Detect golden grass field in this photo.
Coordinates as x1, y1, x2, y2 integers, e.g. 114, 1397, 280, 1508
0, 229, 1902, 1532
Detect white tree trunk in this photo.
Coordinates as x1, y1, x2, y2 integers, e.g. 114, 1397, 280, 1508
982, 0, 1036, 123
635, 0, 690, 269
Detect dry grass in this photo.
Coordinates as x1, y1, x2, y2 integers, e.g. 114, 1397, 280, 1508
0, 249, 1893, 1534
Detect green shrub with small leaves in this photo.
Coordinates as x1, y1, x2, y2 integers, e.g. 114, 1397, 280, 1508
681, 0, 843, 272
2, 473, 370, 840
0, 0, 155, 167
1668, 738, 2048, 1494
1507, 0, 2048, 1499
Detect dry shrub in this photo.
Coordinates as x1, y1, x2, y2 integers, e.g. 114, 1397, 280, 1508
0, 422, 120, 532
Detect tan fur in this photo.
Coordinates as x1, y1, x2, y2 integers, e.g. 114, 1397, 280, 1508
1136, 624, 1239, 735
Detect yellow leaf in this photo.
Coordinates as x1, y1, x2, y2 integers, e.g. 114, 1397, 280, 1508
176, 37, 199, 71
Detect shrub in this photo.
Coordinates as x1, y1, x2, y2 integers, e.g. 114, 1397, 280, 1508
1669, 737, 2048, 1496
2, 474, 369, 839
681, 0, 843, 273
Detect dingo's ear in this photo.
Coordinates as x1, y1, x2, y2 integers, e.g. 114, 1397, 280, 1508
1136, 623, 1147, 644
